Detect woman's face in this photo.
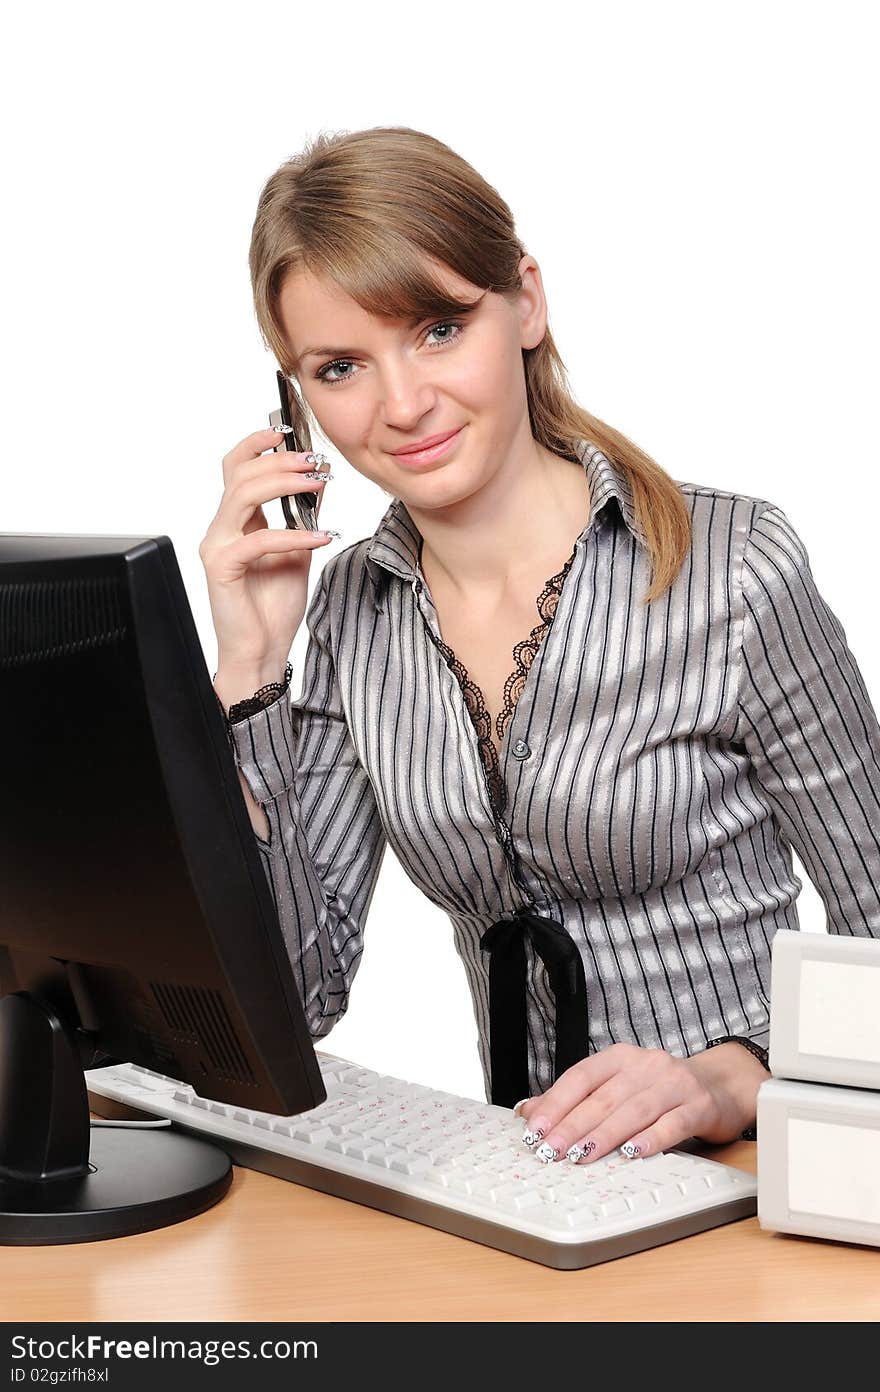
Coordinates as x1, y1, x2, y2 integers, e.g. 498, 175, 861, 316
277, 253, 547, 499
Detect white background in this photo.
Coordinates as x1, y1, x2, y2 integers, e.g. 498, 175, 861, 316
3, 1, 877, 1101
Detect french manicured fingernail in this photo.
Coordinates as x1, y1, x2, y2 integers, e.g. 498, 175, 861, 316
535, 1141, 560, 1164
567, 1138, 597, 1163
305, 451, 329, 466
512, 1098, 530, 1117
272, 423, 294, 433
522, 1116, 549, 1146
620, 1142, 641, 1158
303, 471, 333, 481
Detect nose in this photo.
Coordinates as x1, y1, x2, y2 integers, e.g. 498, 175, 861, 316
376, 355, 438, 429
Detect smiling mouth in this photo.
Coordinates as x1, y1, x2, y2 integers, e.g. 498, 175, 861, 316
391, 427, 463, 456
388, 427, 466, 465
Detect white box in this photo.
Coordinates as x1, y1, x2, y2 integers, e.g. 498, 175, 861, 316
757, 1076, 880, 1247
769, 929, 880, 1089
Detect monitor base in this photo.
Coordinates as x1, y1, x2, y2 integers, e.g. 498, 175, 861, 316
0, 1124, 232, 1245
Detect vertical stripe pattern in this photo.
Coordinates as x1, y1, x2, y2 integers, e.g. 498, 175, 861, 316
229, 440, 880, 1102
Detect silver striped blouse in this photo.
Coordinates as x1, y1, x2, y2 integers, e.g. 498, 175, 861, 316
228, 439, 880, 1102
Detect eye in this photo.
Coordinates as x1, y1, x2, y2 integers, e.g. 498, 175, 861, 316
425, 320, 462, 346
314, 319, 467, 388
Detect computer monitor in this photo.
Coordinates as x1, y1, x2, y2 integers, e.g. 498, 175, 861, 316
0, 532, 326, 1245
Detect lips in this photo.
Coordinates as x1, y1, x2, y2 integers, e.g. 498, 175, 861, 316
391, 427, 462, 456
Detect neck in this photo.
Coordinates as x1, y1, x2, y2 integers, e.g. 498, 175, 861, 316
403, 423, 591, 602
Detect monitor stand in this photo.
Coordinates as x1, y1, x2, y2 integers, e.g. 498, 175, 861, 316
0, 991, 232, 1244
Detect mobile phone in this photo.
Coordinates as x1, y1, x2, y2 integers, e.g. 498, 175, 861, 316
268, 370, 321, 531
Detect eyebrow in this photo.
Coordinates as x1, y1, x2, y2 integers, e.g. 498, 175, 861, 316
294, 293, 487, 367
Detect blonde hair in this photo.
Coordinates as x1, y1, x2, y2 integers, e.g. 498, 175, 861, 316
248, 126, 692, 604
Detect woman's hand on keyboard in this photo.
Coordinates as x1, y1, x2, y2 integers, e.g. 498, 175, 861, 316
515, 1042, 763, 1165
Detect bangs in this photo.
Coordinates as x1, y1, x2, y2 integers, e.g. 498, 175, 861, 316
300, 235, 489, 326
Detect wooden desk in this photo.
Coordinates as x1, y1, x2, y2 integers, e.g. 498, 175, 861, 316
1, 1138, 878, 1321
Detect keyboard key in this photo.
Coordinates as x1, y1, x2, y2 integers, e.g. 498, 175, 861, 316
335, 1067, 370, 1084
375, 1147, 410, 1171
650, 1182, 687, 1206
326, 1111, 367, 1132
702, 1170, 736, 1189
397, 1154, 434, 1177
339, 1139, 385, 1162
439, 1171, 472, 1194
621, 1190, 657, 1214
365, 1120, 403, 1141
509, 1189, 545, 1213
564, 1207, 602, 1228
290, 1124, 335, 1144
464, 1174, 496, 1197
530, 1167, 563, 1187
386, 1150, 430, 1176
598, 1196, 631, 1218
430, 1169, 463, 1190
487, 1180, 528, 1203
449, 1150, 481, 1168
542, 1207, 576, 1229
555, 1194, 584, 1211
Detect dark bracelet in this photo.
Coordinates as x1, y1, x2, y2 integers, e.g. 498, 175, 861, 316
704, 1035, 770, 1142
705, 1035, 770, 1071
213, 662, 293, 727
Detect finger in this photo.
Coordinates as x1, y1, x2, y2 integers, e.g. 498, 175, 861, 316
615, 1103, 699, 1164
235, 445, 330, 490
222, 433, 330, 498
236, 459, 330, 540
270, 452, 332, 530
518, 1043, 652, 1145
529, 1074, 654, 1163
261, 443, 330, 472
226, 469, 327, 538
222, 428, 296, 484
216, 528, 335, 581
563, 1086, 675, 1165
242, 502, 268, 537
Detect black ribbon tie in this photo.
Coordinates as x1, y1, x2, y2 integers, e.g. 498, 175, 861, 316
479, 906, 589, 1108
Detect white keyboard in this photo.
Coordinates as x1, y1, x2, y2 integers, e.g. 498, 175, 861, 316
85, 1053, 758, 1269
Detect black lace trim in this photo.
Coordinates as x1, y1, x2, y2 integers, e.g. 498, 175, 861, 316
427, 541, 579, 818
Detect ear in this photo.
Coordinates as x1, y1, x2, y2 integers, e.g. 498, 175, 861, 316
515, 253, 548, 352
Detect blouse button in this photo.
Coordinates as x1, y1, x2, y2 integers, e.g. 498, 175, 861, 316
512, 739, 531, 759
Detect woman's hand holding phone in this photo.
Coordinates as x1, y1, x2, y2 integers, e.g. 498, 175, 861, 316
200, 427, 337, 697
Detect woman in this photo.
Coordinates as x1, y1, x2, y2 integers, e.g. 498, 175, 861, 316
201, 125, 880, 1167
